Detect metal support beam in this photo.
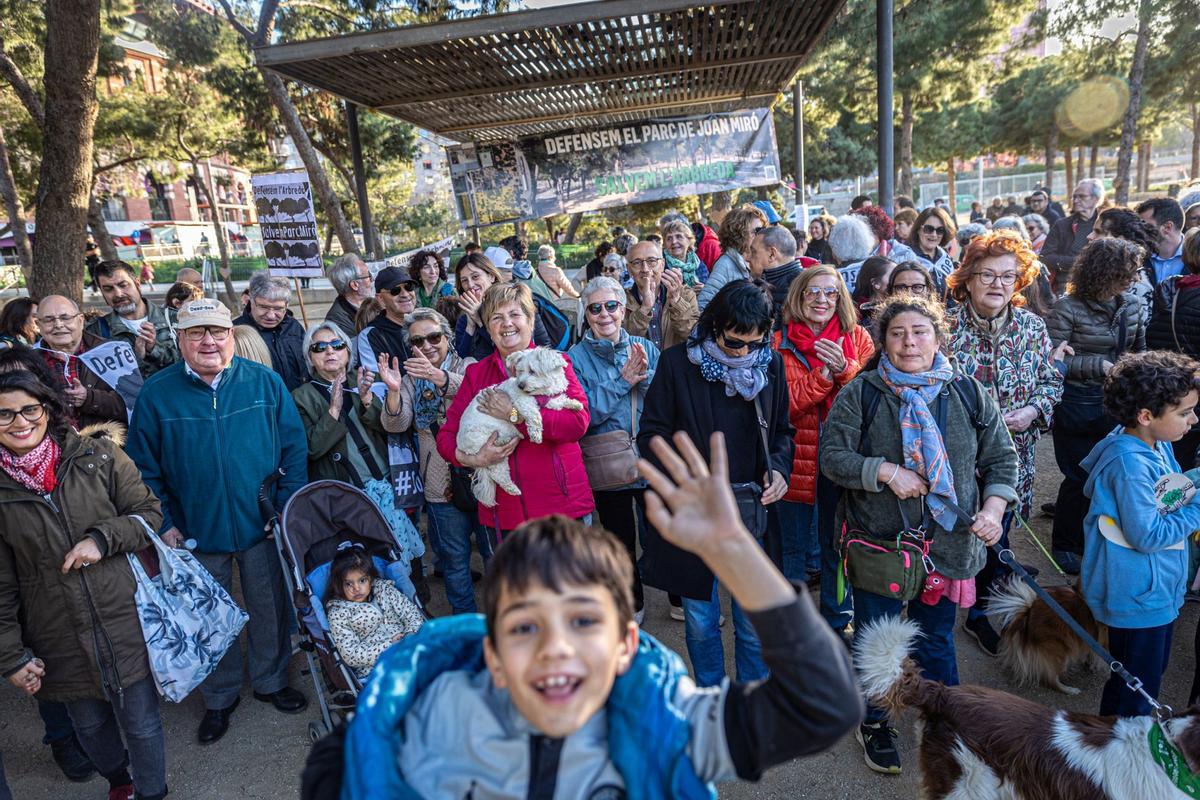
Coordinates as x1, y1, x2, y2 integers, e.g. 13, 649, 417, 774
876, 0, 894, 212
345, 102, 375, 258
793, 81, 807, 229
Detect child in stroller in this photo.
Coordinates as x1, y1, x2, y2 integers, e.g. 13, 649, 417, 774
325, 543, 423, 679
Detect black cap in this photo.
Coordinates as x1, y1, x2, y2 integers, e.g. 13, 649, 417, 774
374, 266, 406, 293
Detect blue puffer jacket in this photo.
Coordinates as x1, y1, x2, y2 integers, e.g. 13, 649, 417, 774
342, 615, 716, 800
126, 356, 308, 553
568, 330, 660, 436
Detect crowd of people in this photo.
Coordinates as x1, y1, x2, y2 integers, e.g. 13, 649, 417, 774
1, 180, 1200, 797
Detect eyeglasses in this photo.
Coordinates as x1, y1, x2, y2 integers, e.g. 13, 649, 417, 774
586, 300, 623, 315
601, 265, 623, 275
181, 326, 232, 342
309, 339, 348, 354
627, 258, 662, 270
252, 300, 288, 315
804, 286, 840, 300
921, 224, 946, 236
892, 282, 929, 294
720, 332, 769, 351
387, 281, 418, 296
0, 403, 46, 427
974, 271, 1018, 287
37, 313, 81, 326
408, 331, 444, 348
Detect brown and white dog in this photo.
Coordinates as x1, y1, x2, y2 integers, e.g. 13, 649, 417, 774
987, 576, 1108, 695
856, 617, 1200, 799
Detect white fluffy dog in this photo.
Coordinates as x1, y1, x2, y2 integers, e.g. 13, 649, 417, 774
456, 347, 583, 507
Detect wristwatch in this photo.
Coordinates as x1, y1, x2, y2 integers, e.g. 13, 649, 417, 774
508, 407, 521, 425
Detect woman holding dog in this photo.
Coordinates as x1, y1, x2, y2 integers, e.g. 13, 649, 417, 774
637, 279, 794, 687
945, 230, 1063, 655
821, 293, 1019, 776
568, 276, 661, 624
377, 308, 485, 616
436, 282, 593, 540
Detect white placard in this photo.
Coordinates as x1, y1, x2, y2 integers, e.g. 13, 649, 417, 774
251, 170, 323, 278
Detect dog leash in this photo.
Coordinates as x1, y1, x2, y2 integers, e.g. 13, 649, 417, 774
938, 496, 1174, 720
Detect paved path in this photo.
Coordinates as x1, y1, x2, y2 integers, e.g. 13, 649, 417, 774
2, 438, 1197, 798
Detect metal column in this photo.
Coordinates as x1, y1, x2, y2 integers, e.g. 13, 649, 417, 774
876, 0, 894, 212
793, 81, 807, 229
345, 102, 376, 258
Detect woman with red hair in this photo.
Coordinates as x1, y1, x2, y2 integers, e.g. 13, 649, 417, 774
945, 230, 1064, 655
851, 205, 918, 264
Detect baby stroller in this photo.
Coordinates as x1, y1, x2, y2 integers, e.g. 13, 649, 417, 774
259, 472, 422, 743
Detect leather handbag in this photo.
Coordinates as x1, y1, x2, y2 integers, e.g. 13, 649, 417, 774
580, 391, 640, 492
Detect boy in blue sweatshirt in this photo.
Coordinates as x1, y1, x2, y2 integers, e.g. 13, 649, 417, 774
1081, 350, 1200, 717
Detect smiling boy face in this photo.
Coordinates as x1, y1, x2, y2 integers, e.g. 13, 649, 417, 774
484, 579, 638, 738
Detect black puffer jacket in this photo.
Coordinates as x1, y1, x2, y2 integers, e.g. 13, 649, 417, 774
1148, 275, 1200, 357
1046, 292, 1145, 386
233, 310, 310, 391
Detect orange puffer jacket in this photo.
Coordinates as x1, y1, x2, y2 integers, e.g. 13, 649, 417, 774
774, 325, 875, 504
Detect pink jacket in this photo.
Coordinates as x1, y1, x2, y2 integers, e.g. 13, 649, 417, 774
436, 348, 595, 531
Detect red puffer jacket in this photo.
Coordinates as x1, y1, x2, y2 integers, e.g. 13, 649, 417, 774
774, 325, 875, 504
436, 346, 595, 531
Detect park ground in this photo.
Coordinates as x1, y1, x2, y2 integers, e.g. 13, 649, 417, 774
3, 384, 1197, 800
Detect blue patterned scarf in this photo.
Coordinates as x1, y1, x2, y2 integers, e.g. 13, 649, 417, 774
687, 337, 771, 400
877, 352, 959, 531
413, 353, 453, 430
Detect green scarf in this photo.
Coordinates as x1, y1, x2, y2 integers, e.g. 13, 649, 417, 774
1149, 722, 1200, 797
663, 249, 702, 287
416, 281, 445, 309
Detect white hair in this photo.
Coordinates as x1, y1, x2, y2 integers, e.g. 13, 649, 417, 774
301, 321, 350, 376
581, 276, 625, 303
1023, 213, 1049, 235
992, 215, 1031, 242
328, 254, 365, 296
1077, 178, 1105, 202
402, 307, 453, 345
248, 271, 291, 303
827, 214, 875, 264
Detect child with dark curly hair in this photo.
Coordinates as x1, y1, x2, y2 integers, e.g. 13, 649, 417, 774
1080, 350, 1200, 716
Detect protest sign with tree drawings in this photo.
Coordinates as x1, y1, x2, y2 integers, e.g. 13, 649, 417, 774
252, 171, 323, 278
446, 109, 779, 226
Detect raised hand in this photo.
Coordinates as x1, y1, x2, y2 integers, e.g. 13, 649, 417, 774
661, 267, 683, 305
356, 366, 375, 406
328, 375, 345, 419
639, 432, 746, 555
376, 354, 404, 393
813, 337, 846, 374
458, 289, 483, 325
619, 342, 648, 385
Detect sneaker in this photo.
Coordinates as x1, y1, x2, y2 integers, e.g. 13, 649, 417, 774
1052, 549, 1082, 576
856, 721, 902, 774
964, 615, 1001, 657
49, 733, 96, 782
1041, 502, 1057, 517
669, 604, 685, 622
1186, 589, 1200, 604
108, 785, 135, 800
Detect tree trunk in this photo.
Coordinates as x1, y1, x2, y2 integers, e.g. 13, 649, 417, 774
0, 125, 32, 278
30, 0, 102, 304
259, 70, 357, 255
1089, 144, 1099, 179
1140, 140, 1153, 193
1064, 147, 1074, 196
1191, 104, 1199, 182
544, 217, 555, 242
189, 159, 237, 310
1113, 0, 1153, 205
324, 224, 334, 254
563, 212, 583, 244
946, 158, 957, 220
899, 92, 914, 198
1044, 127, 1058, 191
86, 193, 118, 262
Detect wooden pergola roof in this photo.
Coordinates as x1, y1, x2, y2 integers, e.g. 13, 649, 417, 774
254, 0, 846, 143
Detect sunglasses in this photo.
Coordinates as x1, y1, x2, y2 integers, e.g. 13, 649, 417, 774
804, 286, 839, 300
408, 331, 445, 348
586, 300, 623, 315
309, 339, 348, 354
387, 281, 418, 295
921, 224, 946, 236
720, 332, 769, 351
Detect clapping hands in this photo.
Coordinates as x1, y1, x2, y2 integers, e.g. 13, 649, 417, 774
619, 342, 649, 385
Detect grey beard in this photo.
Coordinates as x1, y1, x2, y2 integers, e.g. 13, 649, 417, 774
116, 302, 138, 316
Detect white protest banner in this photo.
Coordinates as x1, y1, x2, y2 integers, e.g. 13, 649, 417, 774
78, 341, 144, 422
379, 235, 457, 274
251, 170, 323, 278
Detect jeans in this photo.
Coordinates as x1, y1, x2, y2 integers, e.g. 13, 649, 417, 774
195, 537, 291, 709
852, 589, 960, 724
426, 502, 480, 614
777, 500, 819, 583
592, 488, 647, 611
682, 580, 767, 687
1101, 622, 1174, 717
65, 674, 165, 798
817, 473, 852, 631
1052, 385, 1114, 555
37, 698, 74, 745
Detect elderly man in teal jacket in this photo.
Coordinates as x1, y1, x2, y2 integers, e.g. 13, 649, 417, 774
127, 298, 309, 747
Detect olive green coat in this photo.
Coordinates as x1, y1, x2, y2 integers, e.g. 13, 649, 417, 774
0, 427, 161, 701
292, 379, 390, 487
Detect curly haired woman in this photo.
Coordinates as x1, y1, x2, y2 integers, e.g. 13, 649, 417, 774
1045, 237, 1146, 574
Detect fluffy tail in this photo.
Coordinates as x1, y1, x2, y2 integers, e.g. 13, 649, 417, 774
986, 575, 1038, 629
853, 617, 939, 717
